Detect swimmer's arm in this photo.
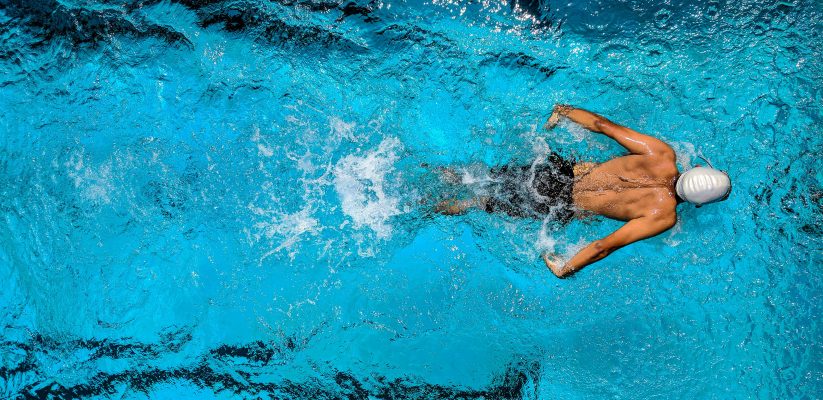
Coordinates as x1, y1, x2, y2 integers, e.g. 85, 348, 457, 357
547, 105, 673, 156
544, 215, 676, 278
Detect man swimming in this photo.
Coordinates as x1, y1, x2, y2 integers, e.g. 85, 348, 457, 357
436, 105, 731, 278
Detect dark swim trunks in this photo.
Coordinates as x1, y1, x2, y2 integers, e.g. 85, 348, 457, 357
483, 153, 576, 222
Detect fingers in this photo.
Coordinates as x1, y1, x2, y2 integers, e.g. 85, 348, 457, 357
541, 252, 560, 266
544, 114, 560, 130
541, 252, 566, 277
554, 104, 573, 115
544, 104, 573, 131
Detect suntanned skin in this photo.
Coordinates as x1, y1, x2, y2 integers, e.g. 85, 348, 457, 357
541, 105, 679, 278
436, 105, 680, 278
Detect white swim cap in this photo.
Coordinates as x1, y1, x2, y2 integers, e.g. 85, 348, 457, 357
675, 167, 731, 205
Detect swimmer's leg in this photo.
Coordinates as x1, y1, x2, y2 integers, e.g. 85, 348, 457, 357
435, 196, 489, 215
436, 166, 462, 184
420, 162, 463, 185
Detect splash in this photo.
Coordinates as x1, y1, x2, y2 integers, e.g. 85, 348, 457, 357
329, 117, 359, 142
251, 126, 275, 158
671, 141, 698, 170
535, 220, 558, 254
251, 205, 319, 262
63, 149, 115, 205
333, 137, 404, 239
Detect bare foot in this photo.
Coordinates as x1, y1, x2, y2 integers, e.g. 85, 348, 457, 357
437, 167, 462, 185
435, 199, 474, 215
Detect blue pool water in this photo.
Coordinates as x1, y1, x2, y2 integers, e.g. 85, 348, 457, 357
1, 0, 821, 398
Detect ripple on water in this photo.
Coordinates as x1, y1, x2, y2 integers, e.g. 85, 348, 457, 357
0, 0, 821, 397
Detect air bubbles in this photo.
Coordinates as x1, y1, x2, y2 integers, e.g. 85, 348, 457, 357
642, 41, 670, 68
654, 8, 672, 29
705, 1, 721, 19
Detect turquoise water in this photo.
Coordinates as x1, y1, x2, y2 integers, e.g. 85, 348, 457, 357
0, 0, 821, 398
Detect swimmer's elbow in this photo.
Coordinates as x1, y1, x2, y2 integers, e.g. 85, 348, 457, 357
591, 240, 618, 262
653, 146, 677, 161
592, 240, 612, 256
660, 214, 678, 230
593, 118, 609, 132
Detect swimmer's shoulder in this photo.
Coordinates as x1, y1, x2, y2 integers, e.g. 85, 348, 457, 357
638, 147, 678, 177
646, 190, 678, 225
646, 136, 676, 158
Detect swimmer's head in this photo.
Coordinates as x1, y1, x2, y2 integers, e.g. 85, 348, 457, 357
675, 166, 731, 206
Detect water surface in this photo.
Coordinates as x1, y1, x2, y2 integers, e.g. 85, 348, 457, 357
0, 0, 821, 398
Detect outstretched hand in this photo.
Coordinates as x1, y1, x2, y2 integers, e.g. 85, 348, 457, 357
544, 113, 561, 131
542, 252, 568, 278
543, 104, 573, 131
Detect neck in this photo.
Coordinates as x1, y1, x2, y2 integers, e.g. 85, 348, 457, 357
673, 172, 684, 204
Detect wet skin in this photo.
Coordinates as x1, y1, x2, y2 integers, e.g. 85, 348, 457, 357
435, 105, 681, 278
541, 105, 679, 278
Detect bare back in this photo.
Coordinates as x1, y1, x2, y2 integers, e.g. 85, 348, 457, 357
540, 106, 682, 278
572, 155, 679, 221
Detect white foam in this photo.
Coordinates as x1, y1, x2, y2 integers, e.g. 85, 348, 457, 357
663, 220, 683, 247
533, 215, 594, 264
64, 149, 114, 205
287, 149, 318, 175
542, 119, 610, 151
252, 205, 319, 262
559, 119, 588, 143
273, 210, 318, 252
251, 125, 275, 158
530, 135, 552, 159
458, 166, 494, 185
333, 137, 403, 239
671, 141, 697, 170
535, 220, 558, 253
329, 117, 358, 142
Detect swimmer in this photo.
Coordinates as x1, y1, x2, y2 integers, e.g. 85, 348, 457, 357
436, 105, 731, 278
